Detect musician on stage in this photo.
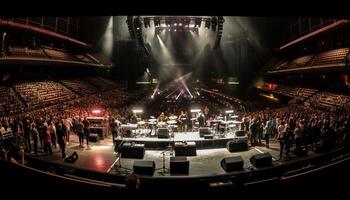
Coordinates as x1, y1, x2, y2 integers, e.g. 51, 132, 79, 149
197, 112, 205, 127
158, 112, 167, 122
130, 113, 140, 124
178, 111, 188, 132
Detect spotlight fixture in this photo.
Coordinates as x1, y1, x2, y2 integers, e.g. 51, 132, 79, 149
144, 17, 151, 28
211, 17, 218, 31
132, 109, 143, 113
154, 17, 161, 27
190, 109, 201, 113
205, 18, 211, 29
225, 110, 234, 114
195, 18, 202, 27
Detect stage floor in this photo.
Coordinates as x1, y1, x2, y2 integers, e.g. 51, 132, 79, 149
119, 131, 236, 141
26, 133, 318, 177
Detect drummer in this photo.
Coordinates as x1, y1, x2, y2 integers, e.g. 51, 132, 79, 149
158, 112, 168, 122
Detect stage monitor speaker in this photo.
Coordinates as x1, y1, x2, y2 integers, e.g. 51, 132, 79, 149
199, 127, 210, 137
250, 153, 272, 168
170, 156, 189, 174
64, 151, 78, 163
133, 160, 155, 175
204, 134, 214, 139
120, 143, 145, 159
221, 156, 244, 172
235, 130, 245, 137
157, 128, 170, 138
227, 140, 248, 152
88, 134, 99, 143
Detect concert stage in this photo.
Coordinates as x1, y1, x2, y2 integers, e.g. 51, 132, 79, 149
114, 131, 246, 149
25, 134, 283, 178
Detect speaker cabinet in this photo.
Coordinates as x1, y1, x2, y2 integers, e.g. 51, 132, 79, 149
133, 160, 155, 175
235, 130, 245, 137
120, 143, 145, 159
221, 156, 244, 172
88, 134, 99, 143
64, 152, 79, 163
227, 140, 248, 152
199, 127, 210, 137
174, 142, 197, 156
170, 156, 189, 174
250, 153, 272, 168
157, 128, 170, 138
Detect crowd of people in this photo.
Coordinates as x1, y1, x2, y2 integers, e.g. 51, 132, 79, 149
0, 86, 151, 162
1, 82, 350, 165
242, 104, 350, 159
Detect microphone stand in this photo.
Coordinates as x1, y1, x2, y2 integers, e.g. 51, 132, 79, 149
114, 140, 131, 173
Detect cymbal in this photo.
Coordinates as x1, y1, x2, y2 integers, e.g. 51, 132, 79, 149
138, 121, 146, 125
167, 120, 177, 124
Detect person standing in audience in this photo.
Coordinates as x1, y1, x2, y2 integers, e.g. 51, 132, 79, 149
82, 117, 90, 148
56, 122, 67, 158
249, 118, 257, 146
256, 118, 263, 144
264, 118, 273, 148
110, 118, 119, 143
37, 118, 44, 148
29, 123, 39, 155
23, 119, 31, 152
76, 118, 85, 148
294, 120, 304, 152
43, 123, 52, 155
49, 121, 57, 148
277, 121, 286, 160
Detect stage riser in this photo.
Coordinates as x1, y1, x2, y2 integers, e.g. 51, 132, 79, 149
114, 139, 233, 150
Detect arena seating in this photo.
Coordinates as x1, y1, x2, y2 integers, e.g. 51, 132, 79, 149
308, 48, 349, 66
0, 86, 24, 115
13, 81, 78, 109
60, 79, 99, 95
43, 48, 79, 61
85, 77, 122, 89
75, 54, 100, 64
8, 46, 48, 58
266, 48, 350, 72
309, 92, 350, 111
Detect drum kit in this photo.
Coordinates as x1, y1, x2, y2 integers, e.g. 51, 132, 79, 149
118, 113, 242, 138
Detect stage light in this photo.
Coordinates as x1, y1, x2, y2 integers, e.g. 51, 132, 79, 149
136, 27, 140, 30
174, 23, 177, 26
154, 17, 161, 27
195, 18, 202, 27
132, 109, 143, 113
225, 110, 234, 114
174, 29, 177, 32
211, 17, 218, 31
205, 18, 211, 29
92, 109, 101, 114
144, 18, 151, 28
179, 23, 182, 26
185, 25, 188, 27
